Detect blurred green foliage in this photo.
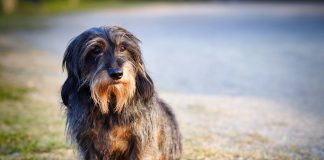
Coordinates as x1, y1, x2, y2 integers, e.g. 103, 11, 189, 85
0, 0, 202, 15
1, 0, 133, 15
0, 0, 206, 32
0, 0, 143, 32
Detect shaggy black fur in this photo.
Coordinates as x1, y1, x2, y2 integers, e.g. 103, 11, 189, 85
61, 26, 182, 160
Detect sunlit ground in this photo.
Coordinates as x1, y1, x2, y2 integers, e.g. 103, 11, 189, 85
1, 2, 324, 160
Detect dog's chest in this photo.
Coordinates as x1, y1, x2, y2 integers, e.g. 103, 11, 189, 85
85, 123, 134, 158
106, 125, 132, 153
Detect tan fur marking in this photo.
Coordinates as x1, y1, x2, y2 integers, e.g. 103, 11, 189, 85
159, 155, 166, 160
108, 126, 131, 153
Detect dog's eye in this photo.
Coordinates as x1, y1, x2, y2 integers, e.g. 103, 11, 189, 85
92, 47, 102, 55
119, 44, 126, 52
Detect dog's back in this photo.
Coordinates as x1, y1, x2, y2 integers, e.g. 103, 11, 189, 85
156, 99, 182, 160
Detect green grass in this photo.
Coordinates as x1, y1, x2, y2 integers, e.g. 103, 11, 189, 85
0, 84, 28, 102
0, 64, 28, 101
0, 132, 38, 155
0, 68, 69, 159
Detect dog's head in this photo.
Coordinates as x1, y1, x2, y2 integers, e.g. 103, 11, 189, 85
61, 26, 154, 113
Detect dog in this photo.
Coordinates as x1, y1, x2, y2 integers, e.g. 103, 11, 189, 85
61, 25, 182, 160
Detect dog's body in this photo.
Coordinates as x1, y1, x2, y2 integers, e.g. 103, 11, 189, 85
61, 26, 181, 160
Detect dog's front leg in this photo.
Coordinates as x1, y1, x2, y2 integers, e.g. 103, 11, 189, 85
83, 145, 101, 160
129, 139, 159, 160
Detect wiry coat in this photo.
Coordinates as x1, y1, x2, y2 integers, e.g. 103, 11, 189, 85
61, 26, 181, 160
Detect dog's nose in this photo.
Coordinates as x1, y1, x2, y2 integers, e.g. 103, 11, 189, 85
108, 68, 123, 80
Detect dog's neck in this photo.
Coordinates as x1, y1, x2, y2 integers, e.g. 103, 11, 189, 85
75, 85, 153, 122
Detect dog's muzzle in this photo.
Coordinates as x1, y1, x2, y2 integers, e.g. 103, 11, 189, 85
108, 68, 123, 80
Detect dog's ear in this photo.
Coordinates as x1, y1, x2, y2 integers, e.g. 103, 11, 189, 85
135, 71, 155, 104
61, 34, 87, 106
62, 35, 86, 80
61, 75, 77, 106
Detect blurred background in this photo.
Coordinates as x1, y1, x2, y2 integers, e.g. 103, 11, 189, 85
0, 0, 324, 159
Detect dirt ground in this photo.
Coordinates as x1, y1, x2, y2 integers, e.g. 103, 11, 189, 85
0, 33, 324, 159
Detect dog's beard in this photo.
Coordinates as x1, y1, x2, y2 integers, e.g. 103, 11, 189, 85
90, 63, 136, 114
